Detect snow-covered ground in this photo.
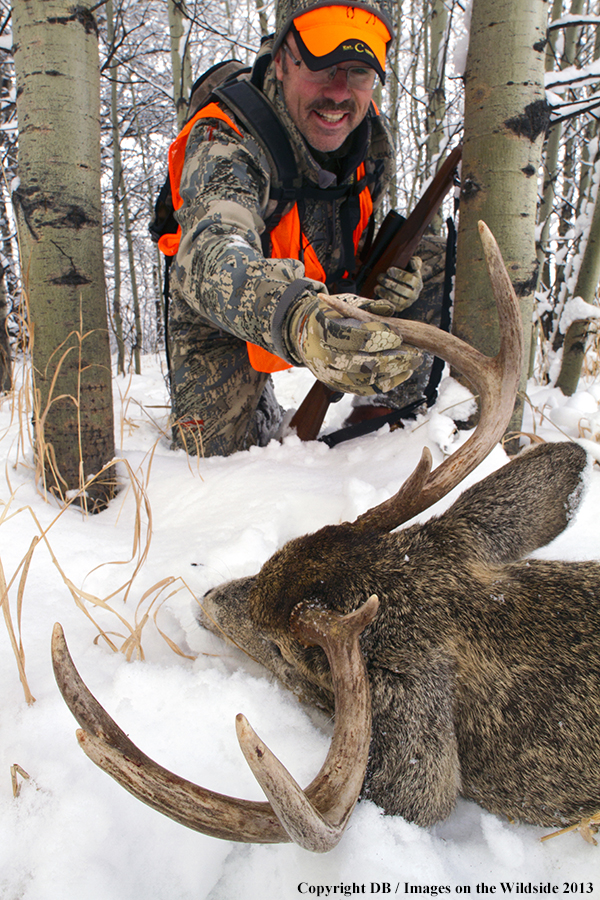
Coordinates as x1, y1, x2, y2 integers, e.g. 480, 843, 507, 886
1, 355, 599, 900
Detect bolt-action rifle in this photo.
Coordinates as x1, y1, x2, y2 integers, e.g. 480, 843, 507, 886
289, 143, 463, 442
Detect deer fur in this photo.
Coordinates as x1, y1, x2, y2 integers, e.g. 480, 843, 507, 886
199, 441, 600, 829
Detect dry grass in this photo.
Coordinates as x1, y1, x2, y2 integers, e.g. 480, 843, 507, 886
0, 303, 35, 473
29, 303, 119, 512
581, 325, 600, 381
1, 219, 200, 704
542, 811, 600, 846
0, 439, 197, 706
521, 388, 600, 446
1, 327, 198, 702
0, 534, 37, 705
10, 764, 30, 799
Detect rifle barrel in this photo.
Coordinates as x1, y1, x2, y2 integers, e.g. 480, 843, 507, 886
359, 143, 462, 297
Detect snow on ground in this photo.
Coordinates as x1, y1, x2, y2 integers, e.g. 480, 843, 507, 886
1, 355, 599, 900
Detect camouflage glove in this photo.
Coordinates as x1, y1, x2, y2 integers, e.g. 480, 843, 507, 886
286, 292, 422, 395
373, 256, 423, 314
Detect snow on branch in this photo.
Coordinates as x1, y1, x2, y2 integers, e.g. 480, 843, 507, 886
559, 296, 600, 334
548, 15, 600, 31
546, 59, 600, 92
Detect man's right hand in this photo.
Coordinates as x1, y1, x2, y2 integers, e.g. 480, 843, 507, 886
286, 292, 422, 395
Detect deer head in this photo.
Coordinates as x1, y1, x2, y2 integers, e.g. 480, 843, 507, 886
52, 223, 598, 852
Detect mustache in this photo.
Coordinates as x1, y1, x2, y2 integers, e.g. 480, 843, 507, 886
308, 99, 357, 114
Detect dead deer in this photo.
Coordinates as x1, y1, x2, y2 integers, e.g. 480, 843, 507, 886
52, 223, 600, 853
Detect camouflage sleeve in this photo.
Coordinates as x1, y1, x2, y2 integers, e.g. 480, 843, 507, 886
169, 116, 324, 362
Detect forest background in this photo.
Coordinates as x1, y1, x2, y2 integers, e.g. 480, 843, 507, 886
3, 0, 600, 408
1, 1, 600, 897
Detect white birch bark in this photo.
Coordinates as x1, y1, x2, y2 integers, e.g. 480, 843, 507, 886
168, 0, 193, 130
453, 0, 548, 439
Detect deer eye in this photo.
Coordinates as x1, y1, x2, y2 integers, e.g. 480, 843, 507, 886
262, 638, 283, 658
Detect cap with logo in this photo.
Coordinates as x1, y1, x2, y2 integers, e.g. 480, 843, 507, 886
273, 0, 394, 82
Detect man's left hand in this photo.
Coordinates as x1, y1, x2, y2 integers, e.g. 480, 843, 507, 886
373, 256, 423, 314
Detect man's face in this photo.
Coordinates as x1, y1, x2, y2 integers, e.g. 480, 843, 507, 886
274, 33, 375, 153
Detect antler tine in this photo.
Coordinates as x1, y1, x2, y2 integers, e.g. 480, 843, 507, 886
236, 713, 341, 852
324, 221, 524, 531
238, 595, 379, 851
354, 447, 433, 532
52, 598, 378, 852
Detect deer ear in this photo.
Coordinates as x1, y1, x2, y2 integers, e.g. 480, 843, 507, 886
438, 441, 590, 565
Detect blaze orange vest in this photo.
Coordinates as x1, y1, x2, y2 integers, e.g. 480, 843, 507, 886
160, 102, 373, 373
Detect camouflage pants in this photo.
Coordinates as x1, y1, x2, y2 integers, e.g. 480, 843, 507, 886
168, 294, 283, 457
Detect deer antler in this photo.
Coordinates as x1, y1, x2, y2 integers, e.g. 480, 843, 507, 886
323, 221, 524, 531
51, 594, 378, 853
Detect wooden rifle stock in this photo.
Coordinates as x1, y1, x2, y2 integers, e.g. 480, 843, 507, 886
290, 380, 340, 442
289, 143, 462, 442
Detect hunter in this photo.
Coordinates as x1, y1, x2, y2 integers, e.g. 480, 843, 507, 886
164, 0, 438, 457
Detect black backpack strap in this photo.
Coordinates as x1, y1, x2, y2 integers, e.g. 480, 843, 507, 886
250, 47, 273, 89
215, 79, 304, 246
215, 80, 301, 199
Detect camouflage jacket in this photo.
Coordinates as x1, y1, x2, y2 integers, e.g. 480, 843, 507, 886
168, 44, 395, 363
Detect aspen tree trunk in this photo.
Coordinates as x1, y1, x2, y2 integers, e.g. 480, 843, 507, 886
106, 0, 125, 375
424, 0, 448, 234
168, 0, 193, 130
107, 0, 125, 376
385, 0, 403, 210
0, 195, 12, 391
556, 7, 600, 397
576, 14, 600, 211
552, 6, 600, 393
555, 177, 600, 394
537, 1, 591, 381
536, 0, 564, 285
121, 186, 142, 374
424, 1, 448, 151
107, 0, 143, 375
255, 0, 270, 36
453, 0, 548, 443
128, 74, 164, 348
406, 15, 426, 211
554, 0, 585, 289
11, 0, 116, 511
